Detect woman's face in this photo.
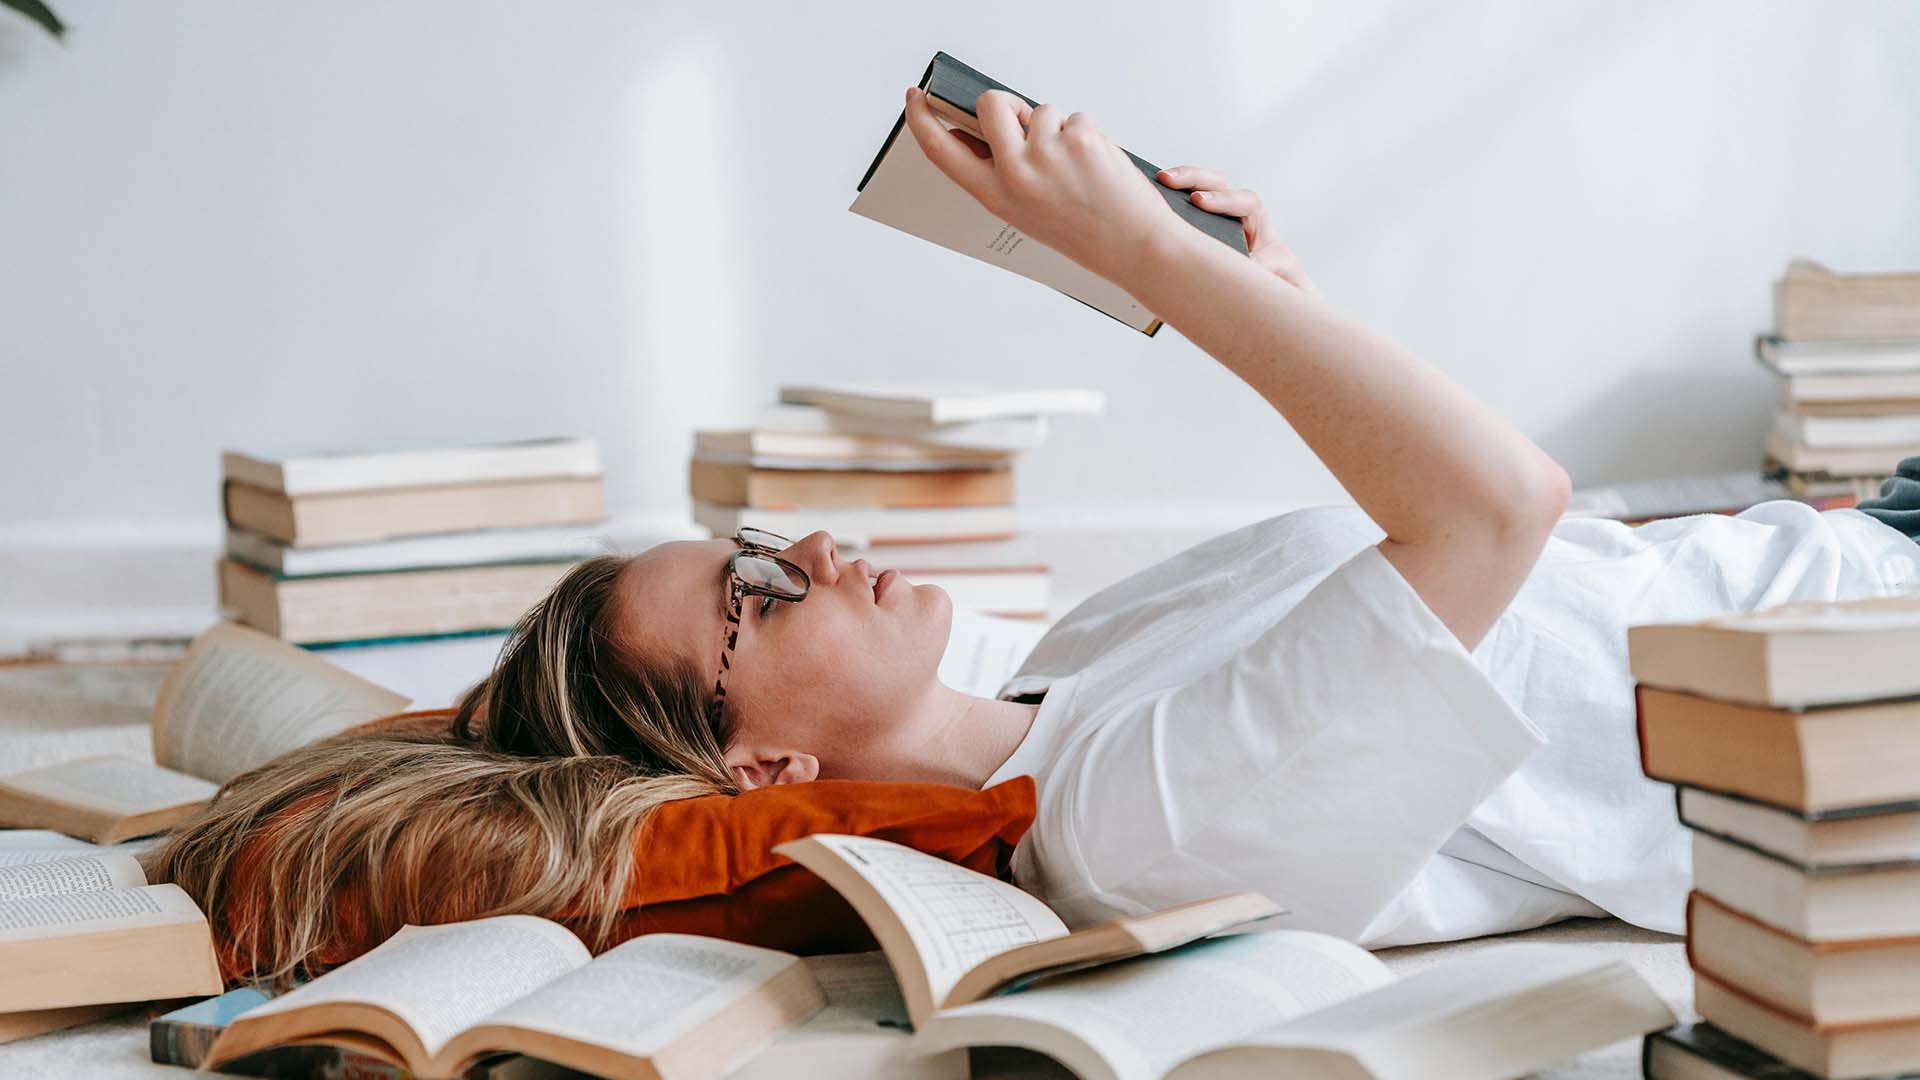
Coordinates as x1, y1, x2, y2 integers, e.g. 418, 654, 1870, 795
611, 531, 953, 785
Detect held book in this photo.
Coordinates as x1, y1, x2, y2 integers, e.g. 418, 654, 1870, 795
853, 52, 1248, 335
1635, 684, 1920, 814
1626, 592, 1920, 708
0, 852, 223, 1015
221, 439, 602, 496
0, 622, 409, 843
1677, 786, 1920, 868
202, 921, 824, 1080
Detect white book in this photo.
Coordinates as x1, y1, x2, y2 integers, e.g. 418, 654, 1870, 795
1774, 407, 1920, 449
779, 383, 1105, 425
756, 403, 1050, 452
693, 502, 1020, 547
1757, 336, 1920, 375
937, 610, 1050, 697
225, 525, 612, 577
222, 438, 602, 495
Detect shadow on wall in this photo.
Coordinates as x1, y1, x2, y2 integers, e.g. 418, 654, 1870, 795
1541, 367, 1775, 486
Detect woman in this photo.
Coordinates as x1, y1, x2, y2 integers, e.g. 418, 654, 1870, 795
153, 87, 1920, 981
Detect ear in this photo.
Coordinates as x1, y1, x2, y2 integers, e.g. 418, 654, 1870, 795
722, 747, 819, 791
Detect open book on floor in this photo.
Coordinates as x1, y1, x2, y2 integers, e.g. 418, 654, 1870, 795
853, 52, 1247, 335
775, 836, 1675, 1080
200, 837, 1276, 1079
0, 622, 410, 844
0, 848, 223, 1027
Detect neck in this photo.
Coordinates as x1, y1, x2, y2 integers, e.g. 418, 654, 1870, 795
870, 682, 1040, 789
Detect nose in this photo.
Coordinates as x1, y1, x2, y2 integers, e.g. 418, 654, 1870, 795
788, 530, 840, 585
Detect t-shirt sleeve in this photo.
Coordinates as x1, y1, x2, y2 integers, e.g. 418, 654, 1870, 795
1037, 542, 1546, 939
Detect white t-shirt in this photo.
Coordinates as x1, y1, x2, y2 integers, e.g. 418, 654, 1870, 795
986, 503, 1920, 947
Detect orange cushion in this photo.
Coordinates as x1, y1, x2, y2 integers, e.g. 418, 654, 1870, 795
213, 710, 1037, 980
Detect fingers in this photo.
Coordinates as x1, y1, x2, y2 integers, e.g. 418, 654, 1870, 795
1156, 165, 1232, 192
1027, 102, 1065, 141
1188, 187, 1264, 219
975, 89, 1030, 158
905, 87, 996, 192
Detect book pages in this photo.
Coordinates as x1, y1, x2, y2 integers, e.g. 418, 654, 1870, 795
939, 610, 1048, 697
476, 935, 800, 1058
0, 882, 202, 942
805, 835, 1068, 1013
0, 830, 99, 863
0, 853, 145, 899
151, 622, 410, 782
0, 756, 218, 816
235, 917, 589, 1059
919, 932, 1390, 1080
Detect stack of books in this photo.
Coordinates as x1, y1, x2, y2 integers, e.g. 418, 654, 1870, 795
1631, 592, 1920, 1078
1761, 260, 1920, 500
218, 439, 609, 645
691, 385, 1104, 619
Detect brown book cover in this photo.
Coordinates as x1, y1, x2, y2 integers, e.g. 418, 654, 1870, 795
688, 461, 1013, 509
1775, 260, 1920, 342
223, 476, 605, 547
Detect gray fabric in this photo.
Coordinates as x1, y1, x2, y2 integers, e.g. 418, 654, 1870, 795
1855, 455, 1920, 540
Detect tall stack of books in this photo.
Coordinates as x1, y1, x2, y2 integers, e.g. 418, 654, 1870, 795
690, 385, 1104, 619
218, 439, 609, 645
1761, 260, 1920, 501
1631, 592, 1920, 1078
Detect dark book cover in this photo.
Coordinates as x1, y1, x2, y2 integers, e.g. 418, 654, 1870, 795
1644, 1021, 1920, 1078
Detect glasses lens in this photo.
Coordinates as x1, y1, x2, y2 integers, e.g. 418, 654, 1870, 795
738, 527, 794, 552
736, 554, 807, 598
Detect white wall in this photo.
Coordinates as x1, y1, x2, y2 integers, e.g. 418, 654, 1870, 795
3, 0, 1918, 552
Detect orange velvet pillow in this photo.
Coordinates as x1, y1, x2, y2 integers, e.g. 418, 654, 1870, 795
211, 711, 1037, 981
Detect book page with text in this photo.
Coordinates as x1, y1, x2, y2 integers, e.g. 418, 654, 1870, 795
232, 917, 589, 1059
471, 935, 804, 1058
798, 835, 1068, 1014
0, 853, 145, 900
919, 932, 1391, 1080
0, 882, 205, 942
0, 756, 218, 815
0, 830, 99, 864
151, 622, 411, 782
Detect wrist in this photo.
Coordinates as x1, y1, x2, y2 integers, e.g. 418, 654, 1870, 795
1110, 218, 1212, 304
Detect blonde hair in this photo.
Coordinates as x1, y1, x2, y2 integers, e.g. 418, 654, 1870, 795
143, 554, 741, 989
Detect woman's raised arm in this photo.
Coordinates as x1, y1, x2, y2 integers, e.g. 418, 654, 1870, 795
903, 87, 1569, 651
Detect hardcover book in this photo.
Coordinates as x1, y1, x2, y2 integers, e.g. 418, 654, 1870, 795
853, 52, 1248, 335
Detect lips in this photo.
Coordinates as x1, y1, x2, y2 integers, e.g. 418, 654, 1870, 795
873, 568, 899, 603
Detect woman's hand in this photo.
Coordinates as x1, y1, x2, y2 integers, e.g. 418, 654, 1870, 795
902, 86, 1185, 289
1157, 166, 1318, 296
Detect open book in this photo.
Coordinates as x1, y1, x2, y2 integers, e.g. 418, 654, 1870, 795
773, 835, 1674, 1078
774, 834, 1282, 1028
0, 622, 410, 843
0, 849, 223, 1025
203, 918, 824, 1080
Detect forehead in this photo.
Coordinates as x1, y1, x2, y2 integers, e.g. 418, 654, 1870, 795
613, 538, 734, 669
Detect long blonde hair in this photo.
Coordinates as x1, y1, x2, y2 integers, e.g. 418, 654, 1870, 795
142, 554, 741, 989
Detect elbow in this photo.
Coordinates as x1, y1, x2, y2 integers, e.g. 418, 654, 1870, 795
1498, 458, 1571, 539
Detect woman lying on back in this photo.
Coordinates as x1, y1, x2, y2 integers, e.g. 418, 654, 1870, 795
151, 87, 1920, 982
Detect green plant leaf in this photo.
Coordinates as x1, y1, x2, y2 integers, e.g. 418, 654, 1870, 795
2, 0, 65, 39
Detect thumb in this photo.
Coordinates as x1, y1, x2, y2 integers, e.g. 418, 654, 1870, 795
903, 87, 998, 201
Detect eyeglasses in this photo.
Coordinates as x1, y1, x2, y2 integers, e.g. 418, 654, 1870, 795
709, 528, 811, 729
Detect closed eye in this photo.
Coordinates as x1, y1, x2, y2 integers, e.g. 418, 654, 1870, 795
758, 594, 777, 618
